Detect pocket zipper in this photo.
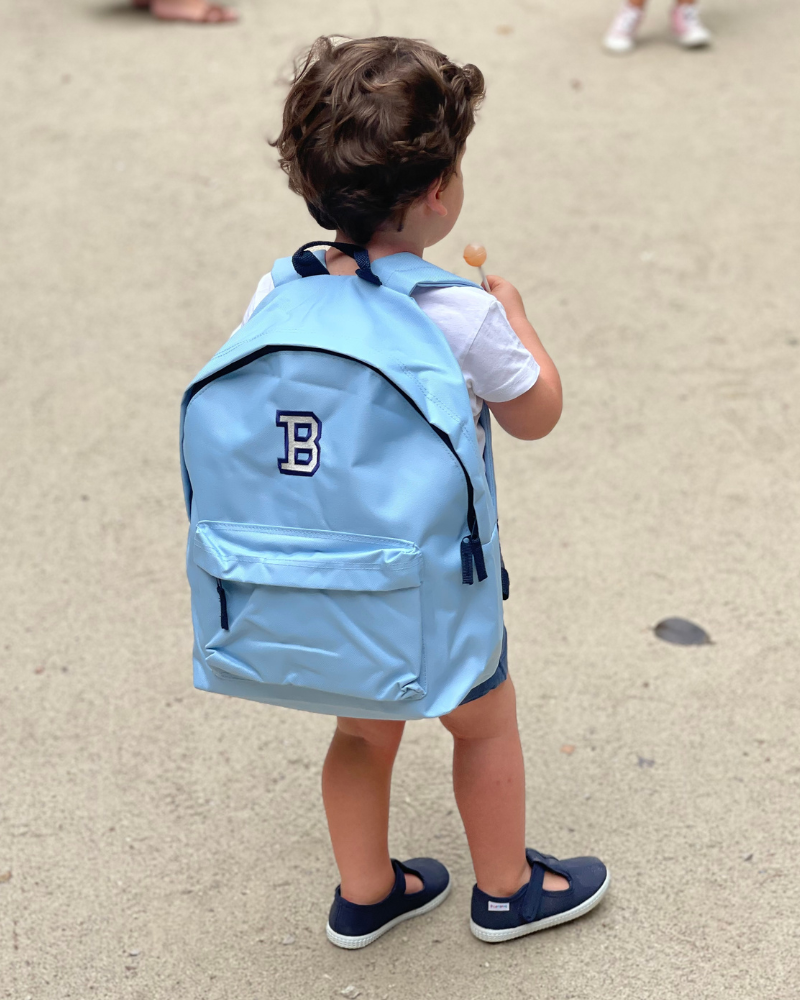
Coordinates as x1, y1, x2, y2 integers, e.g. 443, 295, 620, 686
215, 578, 229, 630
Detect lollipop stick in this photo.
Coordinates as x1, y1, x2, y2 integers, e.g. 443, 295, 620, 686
463, 244, 490, 292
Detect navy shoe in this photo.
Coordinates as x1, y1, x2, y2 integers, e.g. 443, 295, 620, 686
327, 858, 451, 949
470, 848, 609, 943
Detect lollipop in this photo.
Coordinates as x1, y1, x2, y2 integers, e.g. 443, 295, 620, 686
463, 243, 489, 291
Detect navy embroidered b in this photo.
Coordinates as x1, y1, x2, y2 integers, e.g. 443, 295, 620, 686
276, 410, 322, 476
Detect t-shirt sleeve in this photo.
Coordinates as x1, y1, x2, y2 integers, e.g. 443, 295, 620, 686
460, 299, 540, 403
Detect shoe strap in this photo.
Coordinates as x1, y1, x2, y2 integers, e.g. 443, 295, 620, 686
520, 861, 545, 923
393, 858, 424, 893
526, 848, 571, 877
521, 849, 573, 922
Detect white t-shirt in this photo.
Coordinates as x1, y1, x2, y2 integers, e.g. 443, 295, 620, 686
239, 271, 540, 453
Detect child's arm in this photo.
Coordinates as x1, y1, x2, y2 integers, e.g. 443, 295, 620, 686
484, 275, 562, 441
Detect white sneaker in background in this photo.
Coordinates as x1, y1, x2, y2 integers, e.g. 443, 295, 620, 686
671, 3, 712, 48
603, 3, 645, 54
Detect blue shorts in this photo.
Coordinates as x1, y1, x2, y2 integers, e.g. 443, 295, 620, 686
459, 627, 508, 706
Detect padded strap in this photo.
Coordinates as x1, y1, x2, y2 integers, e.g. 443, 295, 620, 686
271, 255, 304, 288
248, 254, 306, 321
372, 252, 480, 296
272, 247, 480, 295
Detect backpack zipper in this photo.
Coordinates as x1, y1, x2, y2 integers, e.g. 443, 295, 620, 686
185, 346, 488, 585
215, 578, 230, 630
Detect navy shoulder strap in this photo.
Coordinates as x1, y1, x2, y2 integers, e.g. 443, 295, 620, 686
272, 242, 382, 288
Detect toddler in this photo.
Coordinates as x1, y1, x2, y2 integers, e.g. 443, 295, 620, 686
243, 36, 609, 947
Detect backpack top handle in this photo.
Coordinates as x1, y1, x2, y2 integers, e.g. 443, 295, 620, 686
292, 241, 382, 287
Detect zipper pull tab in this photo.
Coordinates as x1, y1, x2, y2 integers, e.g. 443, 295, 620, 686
470, 530, 488, 582
461, 536, 474, 585
461, 532, 488, 585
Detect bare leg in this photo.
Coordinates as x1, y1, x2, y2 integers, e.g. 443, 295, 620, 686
610, 1, 700, 13
441, 678, 568, 897
322, 717, 423, 904
133, 0, 238, 22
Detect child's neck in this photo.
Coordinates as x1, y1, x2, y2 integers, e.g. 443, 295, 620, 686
333, 229, 426, 262
365, 235, 425, 260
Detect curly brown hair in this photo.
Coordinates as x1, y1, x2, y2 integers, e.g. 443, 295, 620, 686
272, 36, 485, 246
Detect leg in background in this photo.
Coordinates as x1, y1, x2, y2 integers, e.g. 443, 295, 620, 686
604, 0, 646, 52
133, 0, 238, 22
671, 0, 712, 46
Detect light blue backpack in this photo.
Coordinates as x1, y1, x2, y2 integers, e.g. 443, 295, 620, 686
180, 242, 507, 720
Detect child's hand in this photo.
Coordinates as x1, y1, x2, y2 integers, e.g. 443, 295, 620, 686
485, 274, 526, 322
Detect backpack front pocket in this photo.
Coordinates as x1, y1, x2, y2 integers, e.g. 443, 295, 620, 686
192, 521, 425, 702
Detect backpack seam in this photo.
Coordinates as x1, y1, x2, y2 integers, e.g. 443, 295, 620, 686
397, 362, 462, 425
192, 303, 303, 377
186, 381, 216, 407
198, 553, 420, 573
199, 522, 420, 550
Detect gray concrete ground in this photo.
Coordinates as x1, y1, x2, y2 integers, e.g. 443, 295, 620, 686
2, 1, 799, 997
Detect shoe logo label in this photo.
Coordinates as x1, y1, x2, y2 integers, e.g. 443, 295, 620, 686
276, 411, 322, 477
488, 902, 510, 911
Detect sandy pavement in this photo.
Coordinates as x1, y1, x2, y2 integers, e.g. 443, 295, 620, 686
1, 1, 799, 997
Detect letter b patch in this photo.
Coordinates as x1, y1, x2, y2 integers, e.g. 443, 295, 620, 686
276, 410, 322, 476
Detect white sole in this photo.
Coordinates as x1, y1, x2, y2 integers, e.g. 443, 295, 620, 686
326, 880, 452, 950
603, 39, 635, 54
469, 871, 610, 944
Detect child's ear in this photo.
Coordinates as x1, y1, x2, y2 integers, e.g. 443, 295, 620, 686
424, 175, 449, 217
